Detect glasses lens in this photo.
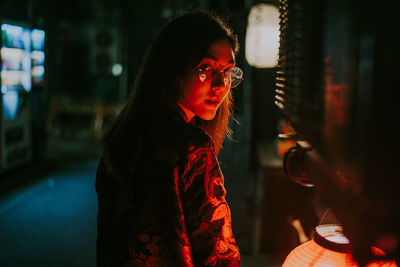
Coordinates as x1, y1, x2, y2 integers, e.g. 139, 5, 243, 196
197, 62, 213, 82
198, 63, 243, 88
230, 67, 243, 88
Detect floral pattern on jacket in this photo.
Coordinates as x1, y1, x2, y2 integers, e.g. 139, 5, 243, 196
96, 116, 240, 267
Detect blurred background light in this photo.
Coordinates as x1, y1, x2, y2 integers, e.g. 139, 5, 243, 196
111, 63, 122, 76
2, 90, 19, 120
245, 3, 280, 68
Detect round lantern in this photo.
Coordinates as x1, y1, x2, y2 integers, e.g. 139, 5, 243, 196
245, 3, 280, 68
282, 224, 397, 267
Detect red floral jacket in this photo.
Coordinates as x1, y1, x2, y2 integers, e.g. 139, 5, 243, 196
96, 115, 240, 266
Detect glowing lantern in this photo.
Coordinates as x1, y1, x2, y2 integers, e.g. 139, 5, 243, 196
283, 224, 397, 267
245, 3, 280, 68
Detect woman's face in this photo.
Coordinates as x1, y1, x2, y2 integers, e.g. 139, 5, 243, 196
179, 38, 235, 121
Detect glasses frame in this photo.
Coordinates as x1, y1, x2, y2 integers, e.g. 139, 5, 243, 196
229, 66, 244, 88
197, 62, 244, 89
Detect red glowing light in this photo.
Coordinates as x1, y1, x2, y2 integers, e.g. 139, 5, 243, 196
282, 225, 397, 267
282, 240, 397, 267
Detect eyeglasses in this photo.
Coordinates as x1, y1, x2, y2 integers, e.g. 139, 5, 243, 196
197, 61, 243, 88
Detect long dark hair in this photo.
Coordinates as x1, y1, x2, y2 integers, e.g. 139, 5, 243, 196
102, 10, 239, 175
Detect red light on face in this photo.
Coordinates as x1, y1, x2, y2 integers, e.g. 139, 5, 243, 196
179, 39, 234, 121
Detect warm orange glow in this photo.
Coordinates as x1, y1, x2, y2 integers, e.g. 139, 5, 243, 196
283, 240, 357, 267
277, 120, 297, 157
282, 240, 397, 267
366, 247, 397, 267
290, 219, 310, 243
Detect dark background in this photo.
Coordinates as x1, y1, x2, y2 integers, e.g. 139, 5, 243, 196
0, 0, 290, 266
2, 0, 381, 266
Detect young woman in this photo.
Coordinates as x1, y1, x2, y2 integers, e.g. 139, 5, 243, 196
96, 10, 243, 266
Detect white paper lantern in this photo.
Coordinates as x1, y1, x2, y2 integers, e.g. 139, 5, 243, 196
245, 3, 280, 68
283, 224, 397, 267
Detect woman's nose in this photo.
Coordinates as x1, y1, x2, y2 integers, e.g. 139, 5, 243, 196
211, 71, 226, 88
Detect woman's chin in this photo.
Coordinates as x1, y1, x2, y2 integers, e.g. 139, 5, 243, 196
198, 112, 217, 121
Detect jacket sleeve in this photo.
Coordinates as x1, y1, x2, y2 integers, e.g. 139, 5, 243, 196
180, 147, 240, 267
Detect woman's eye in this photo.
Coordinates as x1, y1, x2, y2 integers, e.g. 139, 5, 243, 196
224, 68, 233, 75
199, 73, 207, 82
199, 63, 212, 71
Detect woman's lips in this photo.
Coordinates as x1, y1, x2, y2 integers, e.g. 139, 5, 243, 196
205, 99, 220, 107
